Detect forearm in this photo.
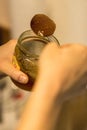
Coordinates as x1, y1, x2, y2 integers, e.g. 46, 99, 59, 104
16, 63, 83, 130
16, 77, 62, 130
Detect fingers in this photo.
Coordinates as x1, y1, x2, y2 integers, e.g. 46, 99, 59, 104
1, 63, 29, 84
0, 39, 29, 84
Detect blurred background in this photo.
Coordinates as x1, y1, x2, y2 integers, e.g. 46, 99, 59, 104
0, 0, 87, 130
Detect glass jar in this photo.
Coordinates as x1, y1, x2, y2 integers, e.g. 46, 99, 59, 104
12, 30, 60, 91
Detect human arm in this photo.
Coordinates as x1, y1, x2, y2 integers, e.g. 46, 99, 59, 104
16, 43, 87, 130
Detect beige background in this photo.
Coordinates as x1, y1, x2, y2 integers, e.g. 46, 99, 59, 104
0, 0, 87, 44
9, 0, 87, 45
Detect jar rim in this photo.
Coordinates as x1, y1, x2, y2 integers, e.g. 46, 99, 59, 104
17, 30, 60, 56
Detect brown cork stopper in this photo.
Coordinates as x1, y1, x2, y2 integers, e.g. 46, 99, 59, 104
30, 14, 56, 36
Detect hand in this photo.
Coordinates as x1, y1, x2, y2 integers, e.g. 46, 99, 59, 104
0, 40, 28, 84
37, 43, 87, 96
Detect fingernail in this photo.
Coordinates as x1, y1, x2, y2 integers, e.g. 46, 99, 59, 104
19, 75, 28, 84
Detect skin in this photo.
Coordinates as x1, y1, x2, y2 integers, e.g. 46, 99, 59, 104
0, 40, 87, 130
16, 42, 87, 130
0, 40, 28, 84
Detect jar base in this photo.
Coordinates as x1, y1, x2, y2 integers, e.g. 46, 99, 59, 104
11, 76, 34, 91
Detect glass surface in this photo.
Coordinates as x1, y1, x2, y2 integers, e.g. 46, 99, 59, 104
13, 30, 59, 91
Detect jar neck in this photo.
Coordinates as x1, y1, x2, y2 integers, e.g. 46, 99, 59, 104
17, 36, 49, 57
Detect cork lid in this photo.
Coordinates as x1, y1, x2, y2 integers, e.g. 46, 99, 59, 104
30, 14, 56, 36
